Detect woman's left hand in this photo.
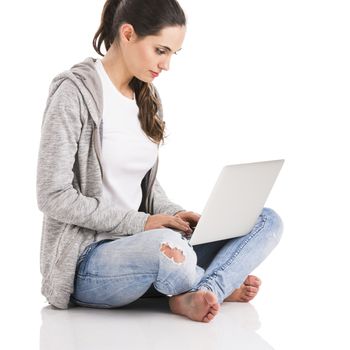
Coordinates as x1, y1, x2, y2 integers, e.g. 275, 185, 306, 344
174, 210, 201, 234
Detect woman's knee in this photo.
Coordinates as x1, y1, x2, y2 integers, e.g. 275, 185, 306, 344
153, 228, 200, 293
137, 228, 198, 270
157, 229, 197, 262
261, 207, 284, 243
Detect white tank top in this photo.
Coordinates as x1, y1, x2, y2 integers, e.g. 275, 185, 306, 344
95, 59, 158, 211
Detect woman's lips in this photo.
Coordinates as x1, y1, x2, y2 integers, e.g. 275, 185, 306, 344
150, 71, 159, 78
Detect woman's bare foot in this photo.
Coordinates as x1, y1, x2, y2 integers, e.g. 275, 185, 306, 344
224, 275, 262, 302
169, 289, 220, 323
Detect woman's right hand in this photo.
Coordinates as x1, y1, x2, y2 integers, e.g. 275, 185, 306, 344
144, 214, 193, 235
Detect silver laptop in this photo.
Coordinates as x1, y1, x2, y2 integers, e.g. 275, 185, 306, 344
188, 159, 284, 245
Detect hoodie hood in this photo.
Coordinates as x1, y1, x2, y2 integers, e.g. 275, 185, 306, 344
48, 57, 103, 126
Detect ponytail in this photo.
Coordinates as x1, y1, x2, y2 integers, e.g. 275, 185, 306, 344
93, 0, 122, 56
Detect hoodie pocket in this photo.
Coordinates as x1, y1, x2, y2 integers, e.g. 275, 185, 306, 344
55, 224, 80, 266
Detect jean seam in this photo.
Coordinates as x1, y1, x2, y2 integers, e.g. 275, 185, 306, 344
70, 295, 114, 308
77, 272, 157, 279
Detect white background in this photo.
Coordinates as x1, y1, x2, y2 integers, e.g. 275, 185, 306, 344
1, 0, 349, 349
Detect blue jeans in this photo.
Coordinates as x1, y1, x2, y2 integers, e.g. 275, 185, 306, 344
70, 207, 283, 307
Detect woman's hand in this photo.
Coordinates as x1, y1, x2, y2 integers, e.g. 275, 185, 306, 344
144, 214, 193, 234
174, 210, 201, 235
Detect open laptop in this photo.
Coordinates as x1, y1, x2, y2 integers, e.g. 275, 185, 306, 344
187, 159, 284, 245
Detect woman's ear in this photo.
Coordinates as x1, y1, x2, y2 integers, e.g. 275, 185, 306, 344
119, 23, 136, 43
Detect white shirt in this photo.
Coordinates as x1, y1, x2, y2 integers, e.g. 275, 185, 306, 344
95, 59, 158, 211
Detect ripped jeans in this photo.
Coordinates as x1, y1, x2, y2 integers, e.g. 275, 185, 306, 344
70, 207, 283, 307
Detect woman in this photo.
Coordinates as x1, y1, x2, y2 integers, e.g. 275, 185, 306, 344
37, 0, 283, 323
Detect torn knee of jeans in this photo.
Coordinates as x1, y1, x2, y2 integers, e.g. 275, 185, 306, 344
160, 242, 185, 264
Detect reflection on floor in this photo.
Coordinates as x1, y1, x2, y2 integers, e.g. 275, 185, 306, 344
40, 298, 273, 350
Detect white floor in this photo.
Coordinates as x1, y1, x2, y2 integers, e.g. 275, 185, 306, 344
40, 299, 273, 350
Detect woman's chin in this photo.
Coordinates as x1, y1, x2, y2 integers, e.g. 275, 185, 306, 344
133, 72, 156, 83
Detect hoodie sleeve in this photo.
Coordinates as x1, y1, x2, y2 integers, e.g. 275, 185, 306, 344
36, 79, 150, 235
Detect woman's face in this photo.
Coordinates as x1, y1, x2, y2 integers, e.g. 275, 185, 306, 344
121, 25, 186, 82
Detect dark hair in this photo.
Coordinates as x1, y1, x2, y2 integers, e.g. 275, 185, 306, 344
93, 0, 186, 145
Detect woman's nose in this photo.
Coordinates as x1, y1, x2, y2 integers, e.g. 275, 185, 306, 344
159, 57, 171, 71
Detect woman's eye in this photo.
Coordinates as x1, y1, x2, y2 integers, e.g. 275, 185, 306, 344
156, 48, 166, 55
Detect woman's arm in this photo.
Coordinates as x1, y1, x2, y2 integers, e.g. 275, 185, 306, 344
36, 79, 149, 235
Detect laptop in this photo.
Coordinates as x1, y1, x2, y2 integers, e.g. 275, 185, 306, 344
187, 159, 284, 245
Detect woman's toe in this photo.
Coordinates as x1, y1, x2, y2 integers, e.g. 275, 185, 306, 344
244, 275, 261, 287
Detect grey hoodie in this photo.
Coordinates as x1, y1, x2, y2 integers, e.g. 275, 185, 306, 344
36, 57, 185, 309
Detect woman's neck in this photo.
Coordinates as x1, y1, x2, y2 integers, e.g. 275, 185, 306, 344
100, 45, 134, 99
